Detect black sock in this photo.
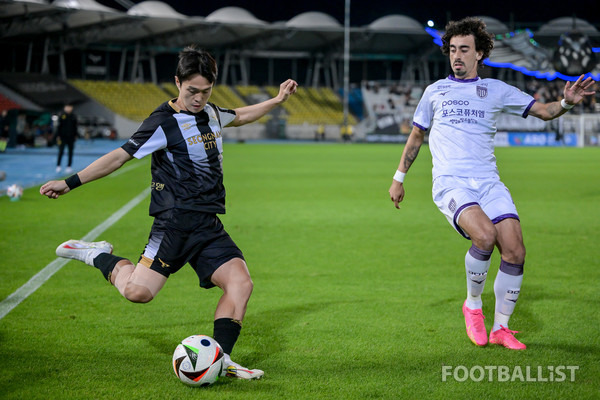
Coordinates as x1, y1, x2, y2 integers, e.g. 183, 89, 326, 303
93, 253, 128, 282
213, 318, 242, 355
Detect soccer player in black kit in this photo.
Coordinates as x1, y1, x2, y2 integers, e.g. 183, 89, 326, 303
40, 46, 298, 380
54, 103, 78, 174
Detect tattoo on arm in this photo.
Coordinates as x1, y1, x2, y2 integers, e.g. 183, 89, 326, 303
403, 145, 421, 170
549, 101, 568, 119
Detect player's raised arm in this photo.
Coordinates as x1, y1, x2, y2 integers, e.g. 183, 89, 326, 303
230, 79, 298, 126
40, 147, 133, 199
389, 125, 426, 209
528, 74, 596, 121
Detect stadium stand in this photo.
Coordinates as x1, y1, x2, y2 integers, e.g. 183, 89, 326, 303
70, 80, 170, 122
0, 94, 22, 112
264, 86, 356, 126
1, 3, 598, 143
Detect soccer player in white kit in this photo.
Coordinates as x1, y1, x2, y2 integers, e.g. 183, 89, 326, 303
389, 17, 595, 350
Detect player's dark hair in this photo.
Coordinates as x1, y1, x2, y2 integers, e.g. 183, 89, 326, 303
441, 17, 494, 67
176, 45, 218, 83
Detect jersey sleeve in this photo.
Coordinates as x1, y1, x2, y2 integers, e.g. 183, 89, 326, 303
500, 82, 536, 118
121, 113, 168, 159
214, 105, 237, 127
412, 85, 434, 131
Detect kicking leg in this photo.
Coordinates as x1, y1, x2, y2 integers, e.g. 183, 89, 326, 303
108, 259, 167, 303
56, 239, 166, 303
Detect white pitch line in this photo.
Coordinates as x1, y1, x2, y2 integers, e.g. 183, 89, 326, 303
0, 187, 150, 321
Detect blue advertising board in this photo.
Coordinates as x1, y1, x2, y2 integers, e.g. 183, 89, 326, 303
495, 132, 578, 147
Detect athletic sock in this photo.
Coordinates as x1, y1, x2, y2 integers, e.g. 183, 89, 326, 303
93, 253, 127, 282
492, 260, 524, 332
213, 318, 242, 355
464, 244, 492, 309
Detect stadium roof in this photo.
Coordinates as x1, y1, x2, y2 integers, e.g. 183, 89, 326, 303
1, 1, 598, 83
3, 1, 598, 53
0, 0, 434, 55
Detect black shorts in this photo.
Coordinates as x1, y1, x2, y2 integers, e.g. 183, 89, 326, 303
139, 209, 244, 288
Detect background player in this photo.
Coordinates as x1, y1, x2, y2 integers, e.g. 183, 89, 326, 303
53, 104, 78, 174
40, 46, 297, 378
388, 17, 595, 350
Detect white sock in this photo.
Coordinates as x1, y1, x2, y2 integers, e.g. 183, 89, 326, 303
492, 261, 524, 332
464, 245, 492, 309
493, 312, 510, 332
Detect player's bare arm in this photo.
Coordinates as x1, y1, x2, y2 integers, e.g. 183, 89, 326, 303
40, 147, 133, 199
529, 74, 596, 121
231, 79, 298, 126
389, 125, 426, 209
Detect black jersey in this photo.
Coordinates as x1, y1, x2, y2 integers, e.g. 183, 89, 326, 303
121, 99, 236, 216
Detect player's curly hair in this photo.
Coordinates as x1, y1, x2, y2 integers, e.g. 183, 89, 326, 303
441, 17, 494, 67
176, 45, 218, 83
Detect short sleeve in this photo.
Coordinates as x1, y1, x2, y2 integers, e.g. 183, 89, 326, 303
499, 83, 536, 118
412, 85, 434, 130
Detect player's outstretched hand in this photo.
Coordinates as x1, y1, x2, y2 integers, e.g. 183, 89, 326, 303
564, 75, 596, 105
389, 180, 405, 209
277, 79, 298, 103
40, 180, 70, 199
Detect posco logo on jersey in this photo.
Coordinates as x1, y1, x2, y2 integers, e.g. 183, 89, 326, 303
442, 100, 470, 107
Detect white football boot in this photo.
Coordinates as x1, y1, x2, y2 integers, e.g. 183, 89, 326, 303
221, 354, 264, 380
56, 240, 113, 266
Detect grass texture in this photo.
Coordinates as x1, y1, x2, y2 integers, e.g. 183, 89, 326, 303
1, 143, 598, 399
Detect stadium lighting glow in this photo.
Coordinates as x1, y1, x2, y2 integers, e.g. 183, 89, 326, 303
425, 27, 443, 46
427, 20, 434, 27
424, 27, 600, 81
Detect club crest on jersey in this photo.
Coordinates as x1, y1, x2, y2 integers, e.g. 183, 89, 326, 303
448, 198, 457, 212
476, 85, 488, 98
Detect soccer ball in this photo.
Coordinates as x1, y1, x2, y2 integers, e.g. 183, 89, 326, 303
6, 184, 23, 201
172, 335, 224, 387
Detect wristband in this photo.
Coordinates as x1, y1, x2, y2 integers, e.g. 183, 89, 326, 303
65, 173, 82, 190
561, 99, 574, 110
393, 170, 406, 183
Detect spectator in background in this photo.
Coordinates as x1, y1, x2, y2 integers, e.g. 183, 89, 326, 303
0, 109, 9, 152
16, 113, 34, 147
340, 123, 353, 142
53, 104, 78, 173
315, 123, 325, 141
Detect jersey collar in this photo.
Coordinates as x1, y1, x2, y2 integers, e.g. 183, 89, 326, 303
168, 99, 182, 113
448, 75, 480, 83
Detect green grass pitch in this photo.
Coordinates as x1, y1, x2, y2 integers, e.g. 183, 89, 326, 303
1, 143, 598, 399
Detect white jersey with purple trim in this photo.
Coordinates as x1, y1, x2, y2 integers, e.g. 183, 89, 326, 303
413, 76, 535, 179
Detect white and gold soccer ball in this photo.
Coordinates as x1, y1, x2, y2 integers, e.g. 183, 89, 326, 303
172, 335, 224, 387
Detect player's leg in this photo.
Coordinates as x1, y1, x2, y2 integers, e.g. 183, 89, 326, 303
56, 141, 66, 172
55, 239, 167, 303
66, 140, 74, 172
108, 258, 167, 303
186, 213, 262, 380
211, 257, 253, 322
210, 257, 253, 357
489, 218, 526, 349
433, 177, 494, 346
210, 258, 263, 380
457, 206, 496, 346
